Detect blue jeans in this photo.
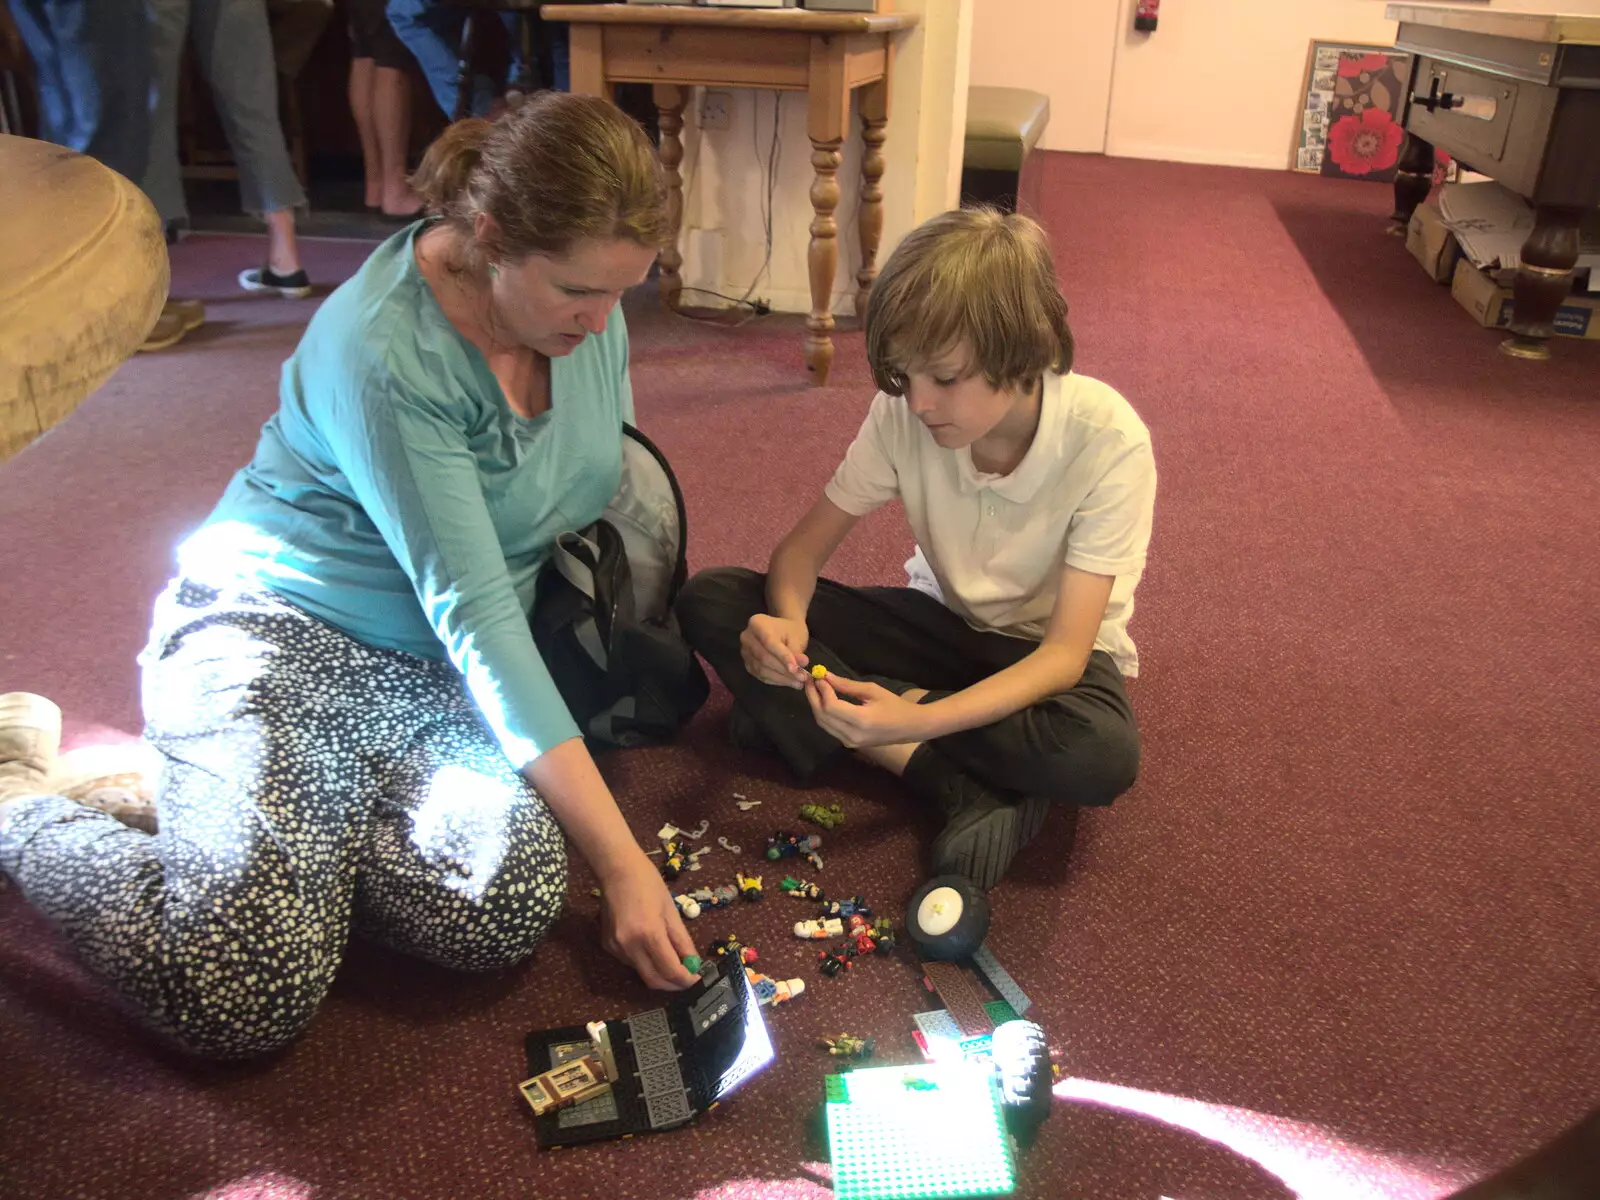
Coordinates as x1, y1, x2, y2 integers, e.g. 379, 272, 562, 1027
142, 0, 307, 224
9, 0, 151, 181
385, 0, 563, 118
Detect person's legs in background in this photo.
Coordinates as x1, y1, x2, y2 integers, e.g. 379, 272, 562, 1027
548, 22, 568, 92
385, 0, 462, 117
348, 53, 382, 206
347, 0, 422, 217
184, 0, 312, 295
386, 0, 523, 119
11, 0, 204, 350
142, 0, 195, 235
9, 0, 150, 179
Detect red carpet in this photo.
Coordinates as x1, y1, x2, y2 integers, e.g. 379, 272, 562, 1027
1, 154, 1596, 1200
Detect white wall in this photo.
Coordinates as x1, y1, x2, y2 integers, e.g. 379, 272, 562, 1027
1104, 0, 1397, 169
971, 0, 1600, 171
679, 0, 972, 317
969, 0, 1121, 153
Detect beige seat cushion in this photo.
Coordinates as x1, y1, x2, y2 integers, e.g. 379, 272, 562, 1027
0, 135, 168, 462
964, 86, 1051, 173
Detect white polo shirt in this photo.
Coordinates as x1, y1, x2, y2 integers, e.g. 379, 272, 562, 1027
823, 370, 1156, 677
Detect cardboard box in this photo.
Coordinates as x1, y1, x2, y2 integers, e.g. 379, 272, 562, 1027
1450, 259, 1600, 341
1406, 202, 1463, 284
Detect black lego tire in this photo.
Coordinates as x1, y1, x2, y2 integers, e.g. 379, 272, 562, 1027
904, 875, 991, 961
991, 1019, 1052, 1145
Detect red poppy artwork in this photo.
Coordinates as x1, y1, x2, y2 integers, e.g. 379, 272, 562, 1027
1338, 52, 1392, 79
1318, 48, 1410, 183
1326, 106, 1405, 176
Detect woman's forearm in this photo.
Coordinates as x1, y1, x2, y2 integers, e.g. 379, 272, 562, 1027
522, 737, 645, 881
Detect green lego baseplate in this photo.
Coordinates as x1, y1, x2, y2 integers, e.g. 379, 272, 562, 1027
825, 1061, 1017, 1200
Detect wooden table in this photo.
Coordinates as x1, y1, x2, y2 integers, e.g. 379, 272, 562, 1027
541, 3, 920, 384
1386, 5, 1600, 359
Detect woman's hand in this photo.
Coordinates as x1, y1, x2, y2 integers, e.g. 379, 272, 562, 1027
740, 614, 812, 688
805, 674, 932, 748
597, 849, 700, 991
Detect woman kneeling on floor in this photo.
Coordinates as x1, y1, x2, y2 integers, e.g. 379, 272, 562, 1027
0, 93, 698, 1060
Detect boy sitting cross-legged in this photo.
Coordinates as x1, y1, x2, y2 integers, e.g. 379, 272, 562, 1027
675, 207, 1155, 889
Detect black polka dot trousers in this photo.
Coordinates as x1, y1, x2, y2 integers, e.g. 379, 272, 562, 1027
0, 580, 568, 1059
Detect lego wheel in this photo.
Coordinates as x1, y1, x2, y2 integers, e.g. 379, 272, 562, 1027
904, 875, 990, 961
991, 1019, 1052, 1145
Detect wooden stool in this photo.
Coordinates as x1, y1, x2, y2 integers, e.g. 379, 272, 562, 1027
0, 135, 168, 462
962, 86, 1050, 216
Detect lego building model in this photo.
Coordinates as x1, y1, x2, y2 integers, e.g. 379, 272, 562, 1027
521, 956, 774, 1148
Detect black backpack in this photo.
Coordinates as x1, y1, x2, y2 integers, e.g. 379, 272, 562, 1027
531, 425, 709, 748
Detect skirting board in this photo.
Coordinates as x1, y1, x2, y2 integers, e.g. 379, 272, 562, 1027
1104, 142, 1292, 171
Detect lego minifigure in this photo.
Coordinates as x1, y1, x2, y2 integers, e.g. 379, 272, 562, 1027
710, 934, 758, 965
674, 893, 702, 919
765, 830, 823, 861
820, 1033, 875, 1059
736, 871, 764, 902
870, 917, 897, 953
798, 802, 845, 830
825, 895, 872, 920
795, 917, 845, 940
745, 967, 806, 1007
780, 876, 825, 902
661, 838, 688, 881
818, 950, 853, 977
846, 912, 879, 956
691, 883, 738, 910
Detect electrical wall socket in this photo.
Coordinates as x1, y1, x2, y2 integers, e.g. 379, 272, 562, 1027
700, 91, 732, 133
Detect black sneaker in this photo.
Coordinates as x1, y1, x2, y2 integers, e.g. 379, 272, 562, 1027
238, 266, 313, 299
904, 744, 1051, 890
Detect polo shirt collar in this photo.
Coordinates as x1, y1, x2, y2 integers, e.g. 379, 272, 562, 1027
954, 370, 1066, 502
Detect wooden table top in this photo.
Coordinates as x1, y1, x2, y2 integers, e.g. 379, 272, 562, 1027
540, 4, 919, 34
1385, 4, 1600, 45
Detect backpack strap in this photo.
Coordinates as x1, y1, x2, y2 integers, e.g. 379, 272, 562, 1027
550, 530, 610, 669
622, 423, 691, 600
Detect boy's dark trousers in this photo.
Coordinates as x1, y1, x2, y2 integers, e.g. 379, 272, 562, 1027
674, 567, 1140, 807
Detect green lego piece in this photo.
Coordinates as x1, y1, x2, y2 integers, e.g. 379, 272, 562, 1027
824, 1062, 1016, 1199
982, 999, 1021, 1026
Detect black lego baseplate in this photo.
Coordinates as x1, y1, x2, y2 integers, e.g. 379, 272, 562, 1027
522, 958, 774, 1148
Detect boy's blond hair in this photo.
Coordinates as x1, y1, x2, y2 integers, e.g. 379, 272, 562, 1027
864, 206, 1073, 397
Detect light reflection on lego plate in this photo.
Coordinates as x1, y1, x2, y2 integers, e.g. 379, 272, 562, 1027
1056, 1076, 1476, 1199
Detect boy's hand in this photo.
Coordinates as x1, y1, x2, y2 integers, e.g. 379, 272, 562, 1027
806, 674, 931, 748
741, 614, 812, 688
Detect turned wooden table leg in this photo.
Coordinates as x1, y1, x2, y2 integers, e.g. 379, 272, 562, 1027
855, 80, 889, 322
806, 136, 843, 384
653, 84, 687, 312
1390, 132, 1434, 232
1501, 204, 1583, 361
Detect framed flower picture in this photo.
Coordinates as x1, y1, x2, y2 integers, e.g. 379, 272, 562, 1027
1291, 40, 1409, 178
